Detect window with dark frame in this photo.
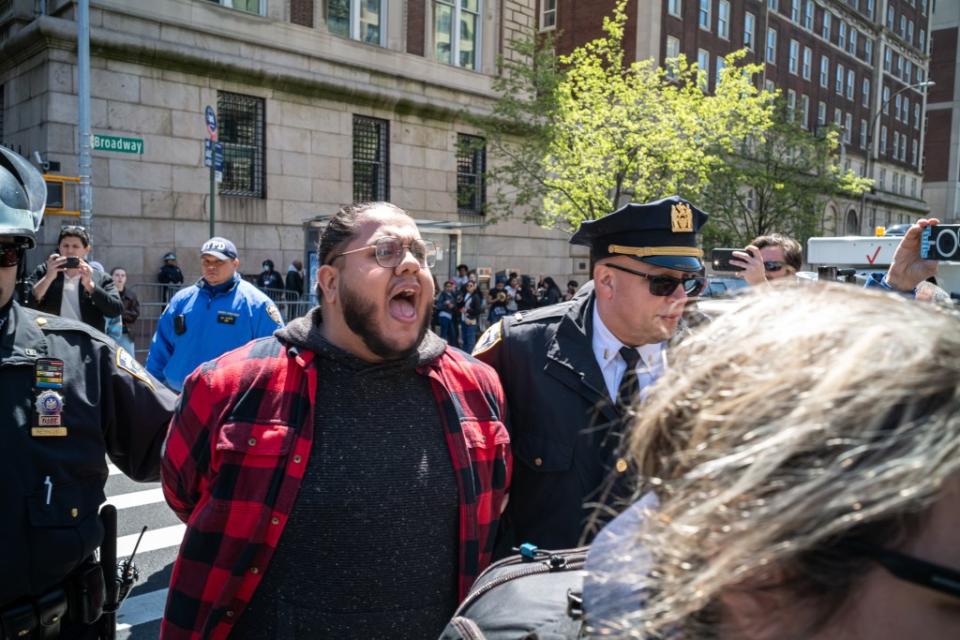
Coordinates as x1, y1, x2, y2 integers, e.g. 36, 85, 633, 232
218, 91, 266, 198
457, 134, 486, 215
353, 115, 390, 202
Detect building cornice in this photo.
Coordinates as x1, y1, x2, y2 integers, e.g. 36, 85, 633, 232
0, 14, 501, 123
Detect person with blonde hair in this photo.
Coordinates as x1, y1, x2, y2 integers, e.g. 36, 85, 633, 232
589, 283, 960, 639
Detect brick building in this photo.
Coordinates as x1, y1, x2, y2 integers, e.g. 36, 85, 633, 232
0, 0, 586, 292
924, 0, 960, 220
542, 0, 932, 236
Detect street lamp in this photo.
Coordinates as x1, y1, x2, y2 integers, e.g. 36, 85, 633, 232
859, 79, 935, 225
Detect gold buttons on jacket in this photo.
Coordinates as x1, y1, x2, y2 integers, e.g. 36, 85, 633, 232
534, 457, 543, 467
615, 458, 628, 473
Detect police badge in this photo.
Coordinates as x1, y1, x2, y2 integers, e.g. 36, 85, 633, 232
671, 202, 694, 233
33, 389, 67, 436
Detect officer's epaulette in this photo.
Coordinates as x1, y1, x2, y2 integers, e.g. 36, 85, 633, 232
32, 311, 112, 345
507, 299, 575, 326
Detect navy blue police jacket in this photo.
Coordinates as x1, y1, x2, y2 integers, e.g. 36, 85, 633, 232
0, 300, 177, 607
473, 282, 635, 556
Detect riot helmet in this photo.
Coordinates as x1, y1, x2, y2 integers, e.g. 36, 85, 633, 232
0, 145, 46, 248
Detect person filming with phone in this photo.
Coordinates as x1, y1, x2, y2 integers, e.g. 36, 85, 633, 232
726, 233, 802, 286
26, 225, 122, 333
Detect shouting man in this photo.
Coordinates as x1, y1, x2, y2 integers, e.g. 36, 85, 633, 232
161, 202, 510, 639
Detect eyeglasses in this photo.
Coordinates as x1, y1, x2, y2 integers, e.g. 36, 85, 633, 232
764, 261, 785, 272
0, 241, 28, 268
605, 263, 706, 297
333, 237, 438, 269
841, 541, 960, 602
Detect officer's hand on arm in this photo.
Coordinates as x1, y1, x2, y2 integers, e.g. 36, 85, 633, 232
730, 246, 767, 286
886, 218, 941, 292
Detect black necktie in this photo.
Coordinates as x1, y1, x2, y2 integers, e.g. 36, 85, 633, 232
617, 346, 641, 407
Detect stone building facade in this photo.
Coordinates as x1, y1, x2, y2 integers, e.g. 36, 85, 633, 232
0, 0, 585, 291
542, 0, 932, 236
924, 0, 960, 221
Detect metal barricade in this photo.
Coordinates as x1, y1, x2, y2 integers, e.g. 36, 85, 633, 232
128, 283, 184, 361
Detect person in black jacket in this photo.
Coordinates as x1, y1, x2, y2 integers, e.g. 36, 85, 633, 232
285, 259, 304, 296
256, 259, 285, 292
26, 225, 122, 333
0, 144, 177, 639
539, 277, 563, 307
457, 280, 483, 352
473, 196, 709, 555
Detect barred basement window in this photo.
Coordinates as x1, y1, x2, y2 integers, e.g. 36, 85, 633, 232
457, 134, 485, 214
218, 92, 266, 198
353, 115, 389, 202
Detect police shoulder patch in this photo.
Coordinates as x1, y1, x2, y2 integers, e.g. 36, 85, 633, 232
267, 304, 283, 326
116, 347, 155, 390
473, 319, 503, 356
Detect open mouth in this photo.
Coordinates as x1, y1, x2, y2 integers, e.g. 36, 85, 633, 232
388, 286, 419, 323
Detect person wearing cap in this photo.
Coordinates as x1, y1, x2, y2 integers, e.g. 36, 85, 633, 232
0, 145, 178, 638
158, 250, 184, 296
25, 225, 122, 333
146, 237, 284, 392
473, 195, 708, 554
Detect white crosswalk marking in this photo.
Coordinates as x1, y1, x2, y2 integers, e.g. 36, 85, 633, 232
105, 488, 165, 510
105, 464, 184, 637
116, 588, 169, 631
117, 524, 186, 558
108, 463, 122, 476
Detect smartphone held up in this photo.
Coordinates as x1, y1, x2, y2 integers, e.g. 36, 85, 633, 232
920, 225, 960, 261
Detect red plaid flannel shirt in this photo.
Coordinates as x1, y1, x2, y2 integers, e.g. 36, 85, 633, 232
160, 337, 511, 639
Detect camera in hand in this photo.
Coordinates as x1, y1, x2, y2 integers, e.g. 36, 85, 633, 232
920, 225, 960, 261
711, 248, 745, 272
63, 256, 81, 269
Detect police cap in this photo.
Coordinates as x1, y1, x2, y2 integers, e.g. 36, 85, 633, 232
569, 195, 708, 273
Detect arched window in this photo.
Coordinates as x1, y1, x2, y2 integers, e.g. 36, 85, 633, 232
845, 209, 859, 235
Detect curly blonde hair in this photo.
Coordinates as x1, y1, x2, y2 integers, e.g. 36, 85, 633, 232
607, 283, 960, 638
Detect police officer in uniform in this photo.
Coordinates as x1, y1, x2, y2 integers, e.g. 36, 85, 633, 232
0, 145, 178, 638
473, 196, 708, 554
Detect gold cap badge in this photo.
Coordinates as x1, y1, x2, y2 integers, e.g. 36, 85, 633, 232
671, 202, 694, 233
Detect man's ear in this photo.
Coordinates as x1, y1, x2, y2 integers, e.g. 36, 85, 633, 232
594, 263, 615, 301
316, 264, 339, 304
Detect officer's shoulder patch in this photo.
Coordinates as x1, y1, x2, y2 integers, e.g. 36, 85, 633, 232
267, 304, 283, 326
116, 347, 155, 390
473, 319, 503, 356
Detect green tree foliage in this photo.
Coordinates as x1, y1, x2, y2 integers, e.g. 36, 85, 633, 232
478, 0, 772, 231
702, 108, 872, 249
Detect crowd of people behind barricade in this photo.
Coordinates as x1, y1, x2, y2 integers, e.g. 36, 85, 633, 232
432, 263, 580, 351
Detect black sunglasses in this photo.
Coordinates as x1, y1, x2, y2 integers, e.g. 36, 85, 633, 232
605, 263, 706, 297
764, 261, 785, 272
842, 541, 960, 601
0, 241, 28, 268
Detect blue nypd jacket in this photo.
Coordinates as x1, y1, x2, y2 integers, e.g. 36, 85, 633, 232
146, 274, 283, 391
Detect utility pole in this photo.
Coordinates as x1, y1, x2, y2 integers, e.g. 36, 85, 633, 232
77, 0, 93, 240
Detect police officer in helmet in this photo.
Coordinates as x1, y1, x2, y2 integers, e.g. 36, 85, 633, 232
0, 145, 178, 638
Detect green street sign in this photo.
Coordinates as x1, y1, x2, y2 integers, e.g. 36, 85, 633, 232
92, 134, 144, 154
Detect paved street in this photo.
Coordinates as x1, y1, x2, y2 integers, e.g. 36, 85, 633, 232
106, 462, 183, 639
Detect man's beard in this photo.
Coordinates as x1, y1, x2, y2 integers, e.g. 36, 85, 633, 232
340, 282, 431, 360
